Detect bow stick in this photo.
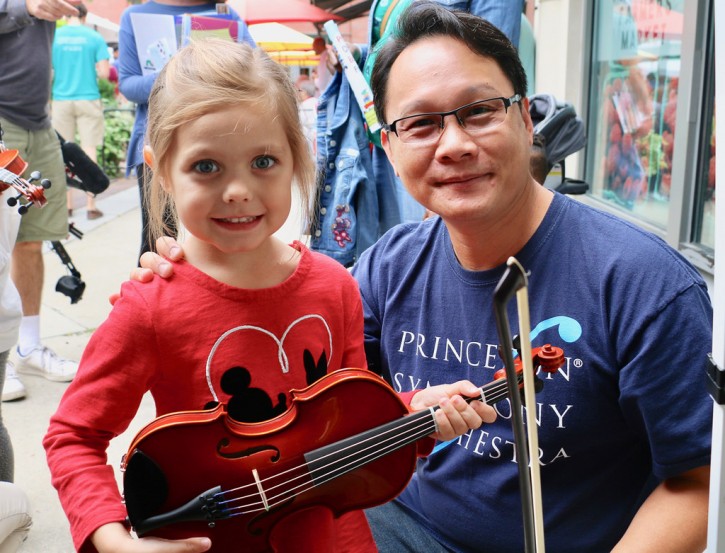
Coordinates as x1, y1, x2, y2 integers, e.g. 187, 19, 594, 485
493, 256, 545, 553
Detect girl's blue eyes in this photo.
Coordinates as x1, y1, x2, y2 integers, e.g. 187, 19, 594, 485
252, 156, 276, 169
192, 156, 276, 173
194, 160, 218, 174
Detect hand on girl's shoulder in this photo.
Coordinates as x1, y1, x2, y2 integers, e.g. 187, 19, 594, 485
109, 237, 183, 305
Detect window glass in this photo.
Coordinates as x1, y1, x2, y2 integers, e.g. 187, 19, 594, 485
692, 18, 715, 253
696, 103, 715, 250
587, 0, 684, 227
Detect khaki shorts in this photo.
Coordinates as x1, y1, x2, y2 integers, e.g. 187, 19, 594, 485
51, 99, 104, 150
1, 117, 68, 242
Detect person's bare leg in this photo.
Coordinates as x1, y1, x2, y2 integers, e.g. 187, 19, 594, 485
86, 192, 97, 212
82, 145, 102, 216
10, 241, 43, 317
11, 241, 77, 381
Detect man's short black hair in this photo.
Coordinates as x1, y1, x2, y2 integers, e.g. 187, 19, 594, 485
76, 2, 88, 19
371, 0, 528, 125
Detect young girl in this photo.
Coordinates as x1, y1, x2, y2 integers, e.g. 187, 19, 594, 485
43, 39, 377, 553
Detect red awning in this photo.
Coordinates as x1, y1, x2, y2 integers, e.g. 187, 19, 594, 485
227, 0, 343, 25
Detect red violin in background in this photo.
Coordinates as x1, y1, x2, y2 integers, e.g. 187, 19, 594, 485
121, 345, 565, 553
0, 148, 51, 214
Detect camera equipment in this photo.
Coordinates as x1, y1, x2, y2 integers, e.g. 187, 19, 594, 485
51, 223, 86, 304
56, 132, 110, 196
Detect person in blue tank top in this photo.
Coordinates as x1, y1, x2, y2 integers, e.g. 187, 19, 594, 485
133, 2, 712, 551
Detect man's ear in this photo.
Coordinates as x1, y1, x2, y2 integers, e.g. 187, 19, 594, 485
143, 146, 155, 170
519, 96, 534, 146
381, 130, 400, 177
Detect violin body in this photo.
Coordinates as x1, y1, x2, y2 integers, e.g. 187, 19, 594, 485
122, 346, 564, 552
122, 368, 418, 552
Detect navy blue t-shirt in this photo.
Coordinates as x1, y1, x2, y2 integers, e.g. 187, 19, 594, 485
353, 192, 712, 552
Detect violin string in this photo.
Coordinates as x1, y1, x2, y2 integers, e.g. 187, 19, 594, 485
0, 169, 21, 185
0, 169, 23, 188
217, 380, 513, 516
0, 170, 28, 192
209, 378, 512, 518
215, 414, 441, 518
221, 376, 511, 502
214, 411, 437, 513
258, 381, 513, 506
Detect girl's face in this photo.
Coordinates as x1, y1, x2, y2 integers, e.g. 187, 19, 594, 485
161, 102, 295, 257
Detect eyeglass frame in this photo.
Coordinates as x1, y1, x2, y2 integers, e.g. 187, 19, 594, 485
382, 94, 523, 143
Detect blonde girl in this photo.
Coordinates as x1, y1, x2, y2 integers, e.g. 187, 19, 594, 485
44, 39, 376, 553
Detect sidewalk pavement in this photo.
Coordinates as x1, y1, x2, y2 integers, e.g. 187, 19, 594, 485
3, 178, 308, 552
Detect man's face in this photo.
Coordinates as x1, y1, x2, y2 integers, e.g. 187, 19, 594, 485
381, 36, 534, 226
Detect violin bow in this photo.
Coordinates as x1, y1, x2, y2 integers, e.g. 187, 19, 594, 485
493, 256, 545, 553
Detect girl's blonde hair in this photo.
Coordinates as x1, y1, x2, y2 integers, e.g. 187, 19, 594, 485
145, 38, 315, 245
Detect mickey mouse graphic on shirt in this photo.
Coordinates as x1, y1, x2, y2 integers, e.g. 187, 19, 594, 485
203, 316, 335, 423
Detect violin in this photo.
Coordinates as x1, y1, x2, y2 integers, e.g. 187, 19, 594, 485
0, 148, 51, 214
121, 345, 564, 552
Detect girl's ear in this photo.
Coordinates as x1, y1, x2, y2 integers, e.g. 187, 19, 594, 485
143, 146, 170, 192
143, 146, 154, 170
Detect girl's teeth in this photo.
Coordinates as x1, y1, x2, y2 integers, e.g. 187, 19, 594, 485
222, 216, 256, 223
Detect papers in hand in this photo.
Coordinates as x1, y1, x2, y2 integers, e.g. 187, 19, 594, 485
131, 13, 242, 76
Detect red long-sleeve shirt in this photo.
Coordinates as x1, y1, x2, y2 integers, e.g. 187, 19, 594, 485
44, 243, 376, 552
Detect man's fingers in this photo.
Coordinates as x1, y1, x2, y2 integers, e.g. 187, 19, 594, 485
130, 267, 155, 282
138, 251, 174, 279
472, 400, 497, 424
434, 395, 487, 441
155, 236, 183, 260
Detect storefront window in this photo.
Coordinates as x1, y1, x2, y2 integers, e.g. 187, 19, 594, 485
692, 19, 715, 253
587, 0, 684, 228
695, 104, 716, 250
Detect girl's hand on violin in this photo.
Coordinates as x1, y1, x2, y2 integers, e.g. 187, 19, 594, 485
26, 0, 81, 21
92, 523, 211, 552
410, 381, 497, 441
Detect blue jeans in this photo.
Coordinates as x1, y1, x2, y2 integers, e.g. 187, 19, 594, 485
365, 501, 454, 553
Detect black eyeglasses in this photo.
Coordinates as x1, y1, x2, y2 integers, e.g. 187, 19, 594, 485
384, 95, 522, 144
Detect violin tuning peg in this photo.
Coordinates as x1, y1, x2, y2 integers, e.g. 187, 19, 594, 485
18, 204, 29, 215
7, 195, 19, 206
41, 179, 51, 189
29, 171, 41, 182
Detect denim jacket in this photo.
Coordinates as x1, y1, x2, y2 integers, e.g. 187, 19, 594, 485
311, 50, 423, 267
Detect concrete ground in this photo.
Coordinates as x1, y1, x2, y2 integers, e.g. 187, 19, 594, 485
3, 177, 306, 552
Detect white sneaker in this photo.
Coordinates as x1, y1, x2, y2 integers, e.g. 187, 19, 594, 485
2, 361, 27, 402
15, 346, 78, 382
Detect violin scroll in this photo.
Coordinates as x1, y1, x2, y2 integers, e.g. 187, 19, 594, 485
492, 343, 565, 383
0, 149, 51, 214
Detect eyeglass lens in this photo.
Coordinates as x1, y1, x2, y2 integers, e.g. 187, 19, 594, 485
394, 98, 510, 143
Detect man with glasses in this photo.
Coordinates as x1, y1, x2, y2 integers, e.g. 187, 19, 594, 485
355, 2, 711, 552
136, 2, 711, 551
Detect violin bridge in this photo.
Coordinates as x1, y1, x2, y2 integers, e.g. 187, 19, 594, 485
252, 468, 270, 511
